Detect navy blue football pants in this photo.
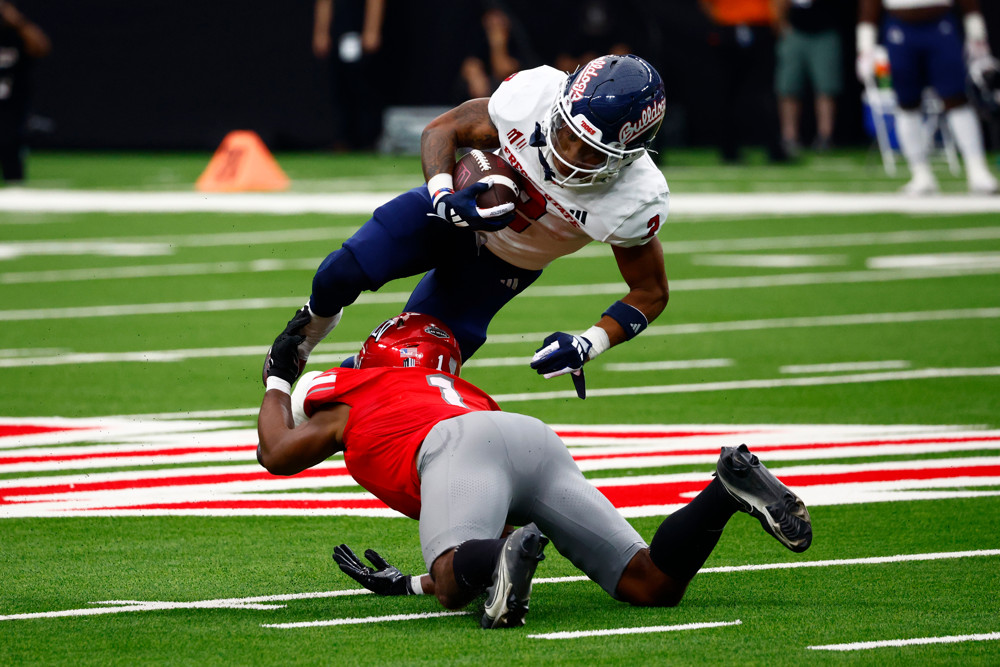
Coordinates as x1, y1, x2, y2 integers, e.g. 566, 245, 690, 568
309, 186, 542, 360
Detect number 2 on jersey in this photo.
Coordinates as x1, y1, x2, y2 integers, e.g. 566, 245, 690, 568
427, 374, 468, 408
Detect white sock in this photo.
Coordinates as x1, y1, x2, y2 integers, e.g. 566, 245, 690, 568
894, 109, 931, 174
946, 105, 992, 178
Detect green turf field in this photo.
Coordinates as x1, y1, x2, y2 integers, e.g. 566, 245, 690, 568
1, 149, 999, 664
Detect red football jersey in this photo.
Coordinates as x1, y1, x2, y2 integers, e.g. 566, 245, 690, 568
303, 367, 501, 519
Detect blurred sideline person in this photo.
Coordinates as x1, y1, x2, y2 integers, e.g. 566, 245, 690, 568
698, 0, 789, 163
312, 0, 385, 151
0, 0, 50, 183
454, 6, 531, 101
262, 54, 671, 398
856, 0, 999, 194
258, 312, 814, 628
773, 0, 842, 154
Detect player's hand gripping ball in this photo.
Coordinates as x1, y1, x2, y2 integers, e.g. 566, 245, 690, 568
454, 149, 522, 214
427, 149, 522, 231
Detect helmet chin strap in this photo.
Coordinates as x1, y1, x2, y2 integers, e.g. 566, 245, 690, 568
530, 122, 556, 182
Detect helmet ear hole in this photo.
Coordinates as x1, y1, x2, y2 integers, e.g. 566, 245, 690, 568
357, 313, 463, 376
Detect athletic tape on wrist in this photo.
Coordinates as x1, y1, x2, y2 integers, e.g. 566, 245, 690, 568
581, 325, 611, 361
965, 13, 987, 43
427, 173, 455, 206
602, 300, 648, 341
265, 376, 292, 395
407, 575, 425, 595
856, 22, 877, 54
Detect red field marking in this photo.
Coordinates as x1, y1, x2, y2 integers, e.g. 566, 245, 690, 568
0, 444, 256, 466
593, 464, 1000, 509
555, 429, 751, 439
0, 466, 349, 502
571, 436, 1000, 461
90, 498, 386, 511
779, 464, 1000, 487
0, 424, 97, 438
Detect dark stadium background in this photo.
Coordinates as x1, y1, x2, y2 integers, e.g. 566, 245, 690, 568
14, 0, 1000, 151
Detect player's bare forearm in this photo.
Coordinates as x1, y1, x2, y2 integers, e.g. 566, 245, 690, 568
421, 99, 501, 181
257, 393, 344, 475
858, 0, 880, 24
602, 238, 668, 345
956, 0, 982, 17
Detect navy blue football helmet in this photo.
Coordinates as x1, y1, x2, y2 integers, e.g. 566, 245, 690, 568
542, 54, 666, 187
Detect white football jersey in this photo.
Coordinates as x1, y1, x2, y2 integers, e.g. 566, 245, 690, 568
485, 65, 670, 271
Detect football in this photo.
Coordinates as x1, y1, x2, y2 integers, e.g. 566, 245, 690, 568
453, 149, 521, 211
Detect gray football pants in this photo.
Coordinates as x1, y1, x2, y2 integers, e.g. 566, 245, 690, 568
416, 411, 646, 597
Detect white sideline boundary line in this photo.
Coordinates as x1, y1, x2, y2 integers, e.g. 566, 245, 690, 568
808, 632, 1000, 652
3, 549, 997, 624
528, 619, 742, 640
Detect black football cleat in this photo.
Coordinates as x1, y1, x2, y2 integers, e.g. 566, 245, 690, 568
715, 444, 812, 553
481, 523, 548, 629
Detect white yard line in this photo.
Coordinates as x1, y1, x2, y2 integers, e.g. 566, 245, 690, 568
490, 366, 1000, 403
261, 611, 468, 629
780, 360, 911, 374
3, 549, 996, 624
808, 632, 1000, 652
528, 619, 742, 640
2, 307, 996, 369
3, 227, 999, 283
0, 258, 323, 284
4, 190, 1000, 215
603, 359, 735, 372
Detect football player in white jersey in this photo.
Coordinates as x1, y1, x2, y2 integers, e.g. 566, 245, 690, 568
856, 0, 999, 194
262, 54, 670, 397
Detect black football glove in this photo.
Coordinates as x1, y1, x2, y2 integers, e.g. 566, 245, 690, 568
261, 307, 311, 386
332, 544, 416, 596
429, 179, 515, 231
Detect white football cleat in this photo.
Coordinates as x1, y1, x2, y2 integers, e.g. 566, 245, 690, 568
900, 166, 939, 196
968, 169, 999, 195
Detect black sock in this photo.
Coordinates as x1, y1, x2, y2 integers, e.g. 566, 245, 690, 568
451, 538, 505, 592
648, 477, 739, 581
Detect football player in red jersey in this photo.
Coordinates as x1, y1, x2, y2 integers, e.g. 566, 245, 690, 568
258, 313, 813, 629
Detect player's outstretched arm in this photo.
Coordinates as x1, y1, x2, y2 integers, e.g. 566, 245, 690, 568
333, 545, 430, 595
258, 326, 345, 475
530, 238, 668, 397
257, 399, 345, 476
607, 237, 669, 337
